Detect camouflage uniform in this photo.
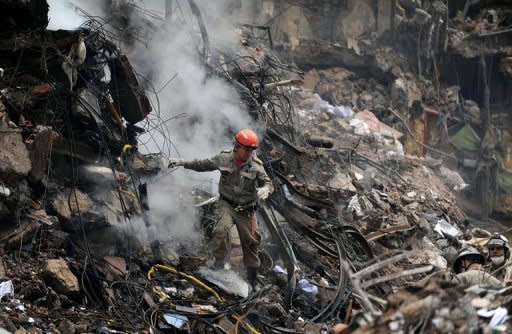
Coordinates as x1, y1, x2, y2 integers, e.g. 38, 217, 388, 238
484, 263, 507, 281
183, 149, 273, 268
454, 268, 502, 289
501, 259, 512, 285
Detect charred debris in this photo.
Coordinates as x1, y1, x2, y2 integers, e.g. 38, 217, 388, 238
0, 0, 512, 333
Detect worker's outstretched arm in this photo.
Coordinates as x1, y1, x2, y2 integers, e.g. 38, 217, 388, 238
168, 155, 220, 172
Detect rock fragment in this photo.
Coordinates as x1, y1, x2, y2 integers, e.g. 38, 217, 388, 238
43, 258, 79, 294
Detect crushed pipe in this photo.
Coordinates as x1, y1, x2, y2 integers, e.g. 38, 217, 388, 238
353, 251, 415, 279
360, 265, 435, 289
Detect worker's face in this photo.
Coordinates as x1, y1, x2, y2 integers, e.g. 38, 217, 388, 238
488, 246, 506, 258
460, 258, 473, 272
234, 144, 255, 162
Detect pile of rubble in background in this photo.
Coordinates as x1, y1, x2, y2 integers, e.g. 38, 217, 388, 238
0, 0, 512, 333
275, 0, 512, 219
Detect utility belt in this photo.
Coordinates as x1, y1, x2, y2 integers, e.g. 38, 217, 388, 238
220, 195, 258, 213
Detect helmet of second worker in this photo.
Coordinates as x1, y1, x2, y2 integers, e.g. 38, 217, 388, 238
487, 234, 510, 253
486, 234, 510, 266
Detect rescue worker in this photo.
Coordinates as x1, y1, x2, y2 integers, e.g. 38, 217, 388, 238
452, 246, 502, 289
485, 234, 510, 281
168, 129, 274, 290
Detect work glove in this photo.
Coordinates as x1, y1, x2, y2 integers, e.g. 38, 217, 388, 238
168, 158, 185, 168
257, 186, 271, 201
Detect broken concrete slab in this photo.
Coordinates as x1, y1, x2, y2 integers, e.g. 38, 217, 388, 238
24, 209, 58, 226
0, 123, 31, 178
328, 171, 357, 192
51, 188, 93, 221
101, 256, 127, 281
27, 126, 59, 184
391, 77, 422, 110
197, 267, 249, 298
43, 258, 79, 294
354, 110, 404, 139
2, 221, 40, 250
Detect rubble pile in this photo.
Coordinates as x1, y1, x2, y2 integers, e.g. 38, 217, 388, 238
0, 2, 161, 332
0, 0, 511, 333
278, 0, 512, 219
0, 14, 158, 222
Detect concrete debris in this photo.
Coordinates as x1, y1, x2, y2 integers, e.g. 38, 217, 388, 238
43, 258, 79, 294
2, 221, 41, 250
27, 126, 59, 184
197, 266, 250, 298
0, 280, 14, 301
0, 123, 31, 178
439, 166, 470, 191
391, 77, 422, 110
51, 188, 93, 222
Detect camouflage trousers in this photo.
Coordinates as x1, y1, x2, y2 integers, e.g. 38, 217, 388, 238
211, 200, 261, 268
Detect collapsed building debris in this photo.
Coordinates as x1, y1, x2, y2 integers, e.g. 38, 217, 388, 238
0, 0, 512, 333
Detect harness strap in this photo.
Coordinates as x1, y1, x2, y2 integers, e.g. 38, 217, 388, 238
250, 210, 256, 237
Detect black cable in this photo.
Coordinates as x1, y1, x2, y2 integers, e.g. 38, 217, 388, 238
7, 48, 25, 89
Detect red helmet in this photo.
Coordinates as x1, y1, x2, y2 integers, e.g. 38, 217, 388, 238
235, 129, 259, 148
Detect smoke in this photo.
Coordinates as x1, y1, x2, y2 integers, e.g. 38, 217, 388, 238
137, 1, 250, 156
47, 0, 106, 30
117, 175, 203, 252
134, 1, 253, 251
48, 0, 254, 253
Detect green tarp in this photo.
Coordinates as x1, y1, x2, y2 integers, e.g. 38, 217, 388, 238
450, 124, 512, 193
498, 168, 512, 194
450, 124, 481, 152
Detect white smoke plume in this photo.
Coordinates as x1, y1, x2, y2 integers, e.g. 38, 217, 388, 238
135, 2, 254, 252
49, 1, 256, 251
47, 0, 106, 30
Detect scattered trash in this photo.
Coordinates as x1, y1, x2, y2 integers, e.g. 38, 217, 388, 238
0, 281, 14, 301
297, 278, 318, 295
434, 219, 462, 238
273, 265, 287, 275
0, 185, 10, 198
478, 307, 509, 328
354, 110, 403, 139
348, 195, 363, 217
163, 313, 189, 329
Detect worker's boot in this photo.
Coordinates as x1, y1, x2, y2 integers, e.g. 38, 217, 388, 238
212, 258, 225, 270
247, 267, 262, 293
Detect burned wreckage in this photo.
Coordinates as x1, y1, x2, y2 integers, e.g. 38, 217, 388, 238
1, 0, 512, 333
